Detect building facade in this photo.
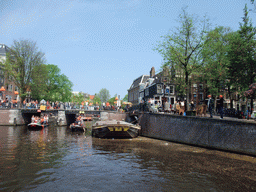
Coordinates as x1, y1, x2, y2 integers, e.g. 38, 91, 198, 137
143, 72, 176, 105
128, 67, 177, 106
0, 44, 19, 102
127, 75, 150, 105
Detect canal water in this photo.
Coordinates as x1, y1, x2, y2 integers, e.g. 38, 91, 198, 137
1, 124, 256, 191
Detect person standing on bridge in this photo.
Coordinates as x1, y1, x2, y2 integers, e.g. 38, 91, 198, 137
219, 95, 224, 119
207, 95, 214, 118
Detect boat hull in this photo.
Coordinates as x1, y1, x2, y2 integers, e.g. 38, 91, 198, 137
28, 123, 47, 130
70, 125, 86, 132
92, 121, 141, 138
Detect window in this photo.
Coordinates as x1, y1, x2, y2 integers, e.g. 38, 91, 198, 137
145, 88, 149, 96
8, 85, 13, 92
171, 97, 174, 104
193, 84, 197, 87
199, 93, 203, 101
15, 86, 19, 91
157, 84, 162, 94
199, 84, 203, 91
165, 87, 170, 94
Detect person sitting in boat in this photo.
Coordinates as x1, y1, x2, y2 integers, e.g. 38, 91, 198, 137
75, 116, 79, 125
44, 114, 48, 124
77, 116, 82, 125
45, 114, 49, 124
40, 116, 44, 124
31, 115, 35, 123
42, 114, 46, 124
34, 116, 38, 123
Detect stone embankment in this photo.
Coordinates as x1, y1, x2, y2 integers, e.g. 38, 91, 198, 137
139, 113, 256, 156
0, 109, 24, 125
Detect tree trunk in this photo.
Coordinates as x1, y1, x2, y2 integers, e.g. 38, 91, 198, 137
230, 99, 233, 109
251, 96, 254, 113
185, 69, 189, 112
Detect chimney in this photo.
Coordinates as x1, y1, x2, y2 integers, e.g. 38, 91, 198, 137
150, 67, 155, 78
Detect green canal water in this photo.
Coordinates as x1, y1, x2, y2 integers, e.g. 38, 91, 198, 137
0, 124, 256, 191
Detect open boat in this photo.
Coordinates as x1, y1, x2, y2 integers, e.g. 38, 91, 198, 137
69, 124, 86, 132
92, 120, 141, 138
28, 122, 48, 130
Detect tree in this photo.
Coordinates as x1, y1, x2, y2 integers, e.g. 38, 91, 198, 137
1, 39, 46, 103
93, 95, 101, 106
44, 64, 73, 102
200, 26, 231, 101
72, 92, 85, 104
122, 94, 128, 102
250, 0, 256, 11
98, 88, 110, 103
108, 94, 117, 105
227, 4, 256, 111
30, 64, 48, 101
155, 7, 209, 109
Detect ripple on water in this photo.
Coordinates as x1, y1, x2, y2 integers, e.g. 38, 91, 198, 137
0, 126, 256, 191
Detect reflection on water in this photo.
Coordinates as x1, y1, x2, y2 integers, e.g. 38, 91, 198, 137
0, 125, 256, 191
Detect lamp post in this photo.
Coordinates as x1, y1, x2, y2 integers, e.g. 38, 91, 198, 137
161, 67, 169, 110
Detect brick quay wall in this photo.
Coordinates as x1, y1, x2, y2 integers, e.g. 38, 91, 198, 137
139, 113, 256, 156
0, 109, 24, 126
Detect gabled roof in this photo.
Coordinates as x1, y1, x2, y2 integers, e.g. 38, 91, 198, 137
0, 44, 10, 57
128, 75, 150, 91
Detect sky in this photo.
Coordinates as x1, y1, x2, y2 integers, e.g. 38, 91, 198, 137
0, 0, 255, 99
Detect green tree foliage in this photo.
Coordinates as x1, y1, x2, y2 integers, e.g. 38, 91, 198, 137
93, 95, 101, 106
44, 64, 73, 102
1, 39, 46, 102
72, 92, 84, 104
200, 26, 231, 98
98, 88, 110, 103
227, 5, 256, 94
227, 4, 256, 110
122, 94, 128, 101
155, 7, 209, 107
30, 64, 48, 101
250, 0, 256, 11
108, 94, 117, 105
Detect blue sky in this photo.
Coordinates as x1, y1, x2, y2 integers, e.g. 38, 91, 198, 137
0, 0, 255, 99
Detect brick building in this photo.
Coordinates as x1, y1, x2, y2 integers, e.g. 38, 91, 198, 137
0, 44, 19, 102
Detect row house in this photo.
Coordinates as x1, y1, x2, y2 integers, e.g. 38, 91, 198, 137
0, 44, 19, 102
128, 66, 252, 113
128, 67, 176, 106
127, 75, 149, 105
142, 69, 176, 105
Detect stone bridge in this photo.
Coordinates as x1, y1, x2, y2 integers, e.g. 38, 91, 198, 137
0, 109, 127, 126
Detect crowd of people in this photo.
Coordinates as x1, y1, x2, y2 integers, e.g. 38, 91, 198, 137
138, 94, 226, 119
31, 114, 49, 124
0, 98, 18, 108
